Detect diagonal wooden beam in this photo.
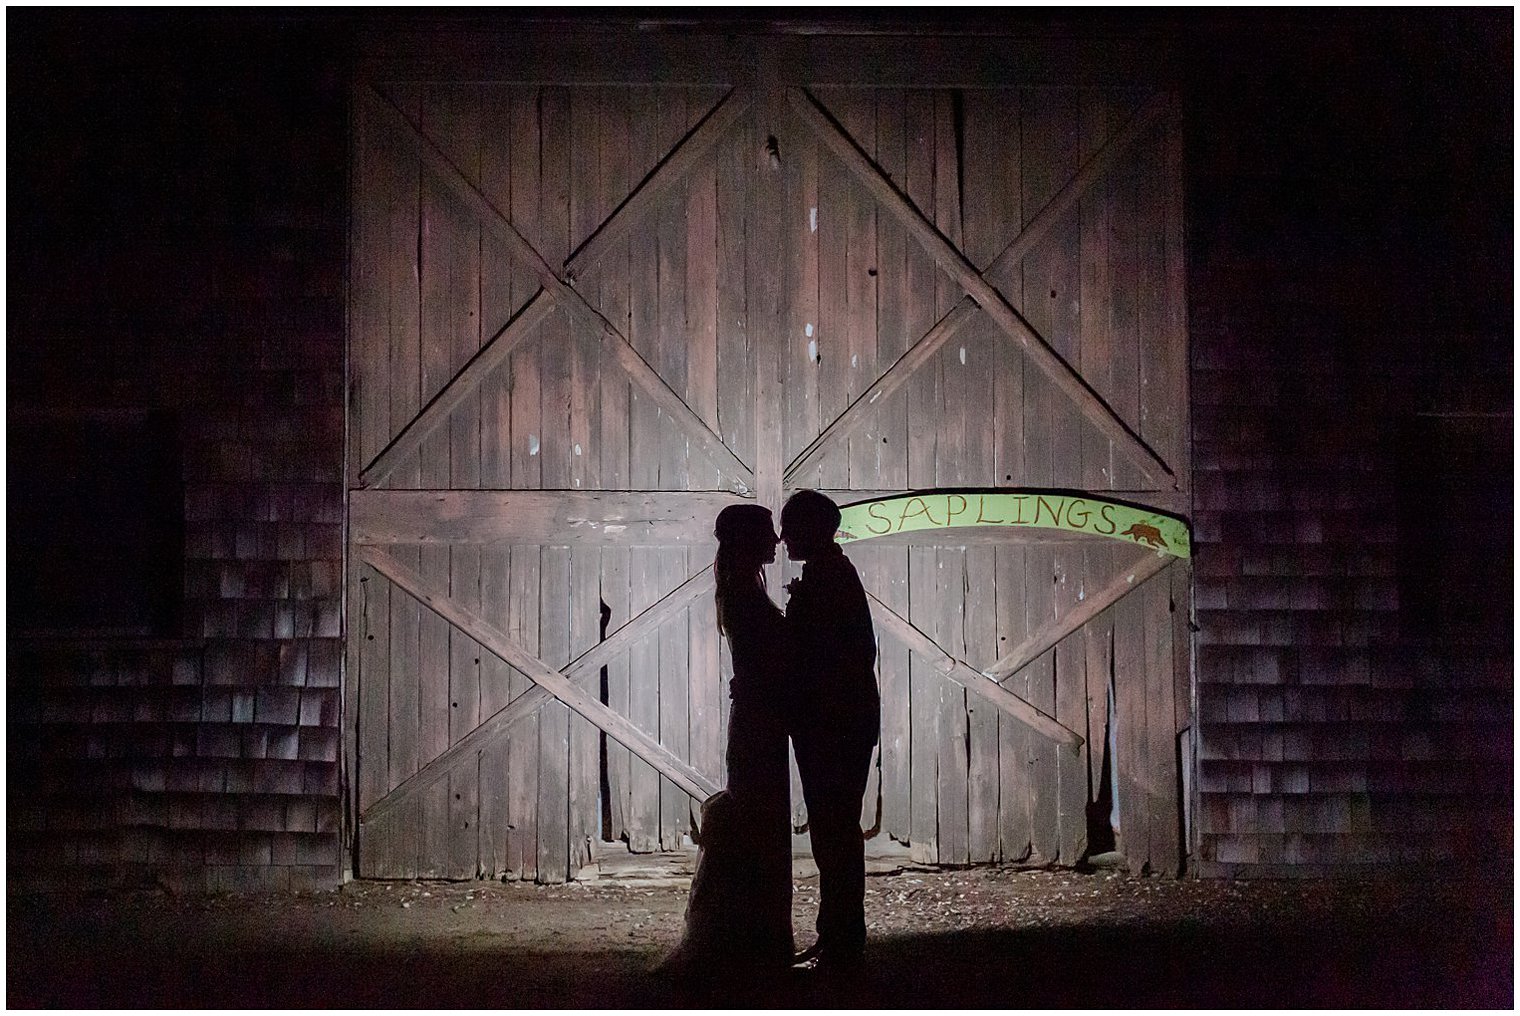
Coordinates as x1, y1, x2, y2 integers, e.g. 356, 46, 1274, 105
360, 87, 752, 489
982, 548, 1172, 683
360, 86, 755, 491
864, 589, 1083, 749
359, 546, 721, 812
786, 94, 1169, 485
787, 87, 1173, 487
360, 296, 554, 489
359, 560, 716, 825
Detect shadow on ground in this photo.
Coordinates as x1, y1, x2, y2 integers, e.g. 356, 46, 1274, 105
8, 869, 1510, 1008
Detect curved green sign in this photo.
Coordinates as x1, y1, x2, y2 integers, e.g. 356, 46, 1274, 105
836, 492, 1190, 559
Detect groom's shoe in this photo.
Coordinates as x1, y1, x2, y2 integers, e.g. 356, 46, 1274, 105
791, 942, 823, 966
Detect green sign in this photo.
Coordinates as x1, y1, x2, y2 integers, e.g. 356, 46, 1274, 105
836, 492, 1190, 559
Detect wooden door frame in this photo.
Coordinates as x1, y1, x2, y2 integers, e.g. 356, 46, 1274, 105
344, 43, 1191, 871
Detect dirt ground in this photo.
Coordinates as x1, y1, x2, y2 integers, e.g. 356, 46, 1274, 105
8, 855, 1511, 1008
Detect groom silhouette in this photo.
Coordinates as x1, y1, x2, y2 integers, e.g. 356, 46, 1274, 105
780, 490, 880, 970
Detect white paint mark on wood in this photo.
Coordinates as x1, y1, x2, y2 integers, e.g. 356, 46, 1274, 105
808, 340, 818, 363
852, 354, 858, 368
959, 346, 967, 365
528, 434, 540, 456
574, 444, 583, 456
810, 207, 817, 232
604, 525, 627, 534
805, 322, 814, 337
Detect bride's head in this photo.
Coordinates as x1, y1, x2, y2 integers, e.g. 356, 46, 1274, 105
713, 504, 779, 634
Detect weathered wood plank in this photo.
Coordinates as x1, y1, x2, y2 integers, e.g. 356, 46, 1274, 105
903, 88, 939, 866
1078, 88, 1121, 494
653, 88, 692, 852
361, 85, 754, 492
787, 86, 1171, 487
1083, 545, 1117, 819
426, 84, 487, 879
1112, 561, 1148, 873
361, 90, 749, 492
684, 92, 724, 834
960, 89, 1003, 865
362, 547, 721, 803
351, 489, 747, 547
378, 84, 424, 879
567, 86, 604, 877
625, 84, 664, 854
1145, 564, 1180, 876
1163, 95, 1191, 493
871, 87, 912, 846
995, 544, 1033, 862
598, 85, 635, 846
504, 84, 542, 881
476, 82, 517, 879
866, 590, 1081, 748
361, 565, 716, 826
985, 549, 1171, 683
931, 89, 970, 867
535, 84, 574, 884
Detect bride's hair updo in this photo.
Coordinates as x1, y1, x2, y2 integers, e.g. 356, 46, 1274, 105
713, 504, 775, 636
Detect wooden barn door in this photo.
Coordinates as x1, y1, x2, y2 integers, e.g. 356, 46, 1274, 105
346, 60, 1189, 880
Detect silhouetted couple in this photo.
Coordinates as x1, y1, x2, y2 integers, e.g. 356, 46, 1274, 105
662, 490, 880, 978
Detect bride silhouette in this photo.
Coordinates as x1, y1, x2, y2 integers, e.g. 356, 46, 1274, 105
660, 504, 794, 974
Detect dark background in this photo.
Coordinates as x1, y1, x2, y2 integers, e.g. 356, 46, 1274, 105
6, 10, 1511, 884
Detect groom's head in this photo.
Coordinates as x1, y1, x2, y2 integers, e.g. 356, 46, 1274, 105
780, 490, 840, 562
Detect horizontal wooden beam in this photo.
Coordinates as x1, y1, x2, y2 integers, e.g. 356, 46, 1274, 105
787, 86, 1173, 488
359, 546, 721, 808
359, 563, 716, 825
361, 87, 755, 492
815, 488, 1191, 518
351, 489, 749, 546
983, 549, 1172, 683
864, 590, 1083, 749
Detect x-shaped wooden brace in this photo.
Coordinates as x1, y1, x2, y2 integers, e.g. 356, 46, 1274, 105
354, 84, 756, 492
783, 88, 1174, 489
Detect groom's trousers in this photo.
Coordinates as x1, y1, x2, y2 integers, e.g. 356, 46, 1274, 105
795, 725, 876, 959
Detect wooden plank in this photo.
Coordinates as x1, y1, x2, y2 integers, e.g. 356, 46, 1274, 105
866, 591, 1080, 747
351, 489, 745, 546
567, 87, 750, 276
477, 82, 516, 879
959, 90, 1003, 865
416, 86, 463, 878
625, 84, 663, 853
872, 87, 912, 846
782, 107, 820, 487
567, 87, 604, 877
535, 84, 573, 884
505, 84, 541, 881
787, 86, 1171, 487
362, 547, 721, 803
988, 87, 1030, 864
986, 548, 1170, 684
427, 84, 487, 879
1084, 545, 1117, 822
930, 90, 970, 867
377, 84, 424, 879
684, 90, 724, 831
715, 85, 754, 481
598, 85, 634, 847
1171, 559, 1193, 864
653, 88, 692, 852
360, 90, 750, 491
349, 87, 389, 875
362, 85, 754, 492
361, 567, 716, 827
1112, 558, 1148, 873
902, 88, 939, 865
1145, 565, 1180, 876
1079, 88, 1122, 494
1163, 95, 1191, 492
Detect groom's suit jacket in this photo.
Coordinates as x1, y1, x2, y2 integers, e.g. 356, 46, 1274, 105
785, 544, 880, 746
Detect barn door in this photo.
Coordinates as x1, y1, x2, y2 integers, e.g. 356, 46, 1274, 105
347, 70, 1189, 881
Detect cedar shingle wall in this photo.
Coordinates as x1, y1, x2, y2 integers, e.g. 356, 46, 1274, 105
8, 16, 348, 890
1185, 16, 1511, 874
